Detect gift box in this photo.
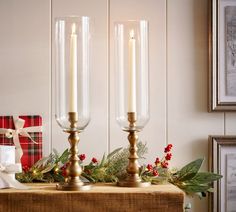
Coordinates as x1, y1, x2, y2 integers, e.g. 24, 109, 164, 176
0, 145, 15, 188
0, 145, 27, 189
0, 116, 42, 168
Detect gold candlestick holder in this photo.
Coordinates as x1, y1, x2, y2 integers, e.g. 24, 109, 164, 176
56, 112, 91, 191
117, 112, 150, 187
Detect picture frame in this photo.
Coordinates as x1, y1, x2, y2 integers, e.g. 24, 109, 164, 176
209, 0, 236, 111
209, 136, 236, 212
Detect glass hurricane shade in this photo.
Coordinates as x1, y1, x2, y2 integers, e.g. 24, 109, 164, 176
55, 16, 91, 131
114, 20, 149, 130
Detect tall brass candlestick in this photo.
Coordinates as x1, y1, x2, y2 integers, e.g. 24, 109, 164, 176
55, 17, 91, 191
117, 112, 150, 187
56, 112, 91, 191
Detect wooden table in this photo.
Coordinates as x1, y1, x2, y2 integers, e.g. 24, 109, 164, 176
0, 183, 184, 212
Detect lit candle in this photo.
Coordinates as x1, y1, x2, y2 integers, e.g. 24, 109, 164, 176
69, 23, 78, 112
128, 30, 136, 112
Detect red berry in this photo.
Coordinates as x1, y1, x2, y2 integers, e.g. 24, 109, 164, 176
153, 170, 159, 176
161, 161, 169, 168
79, 154, 86, 161
164, 148, 169, 153
155, 157, 160, 165
92, 157, 98, 163
165, 153, 172, 161
164, 144, 173, 153
147, 164, 153, 171
62, 169, 68, 177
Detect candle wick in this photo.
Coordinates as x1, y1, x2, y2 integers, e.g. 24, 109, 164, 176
130, 30, 135, 39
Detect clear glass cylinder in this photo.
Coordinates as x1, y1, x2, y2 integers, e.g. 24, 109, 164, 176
55, 16, 91, 131
114, 20, 149, 131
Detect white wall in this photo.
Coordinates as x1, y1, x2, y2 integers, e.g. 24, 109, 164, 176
0, 0, 235, 211
0, 0, 51, 155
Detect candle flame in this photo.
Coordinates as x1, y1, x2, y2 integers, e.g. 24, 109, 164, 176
130, 30, 135, 39
71, 23, 76, 34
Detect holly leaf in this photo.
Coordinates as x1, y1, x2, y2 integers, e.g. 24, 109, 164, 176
181, 183, 211, 194
189, 172, 222, 184
178, 158, 204, 181
58, 149, 70, 164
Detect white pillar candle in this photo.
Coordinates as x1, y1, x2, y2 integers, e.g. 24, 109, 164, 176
128, 30, 136, 113
69, 23, 78, 112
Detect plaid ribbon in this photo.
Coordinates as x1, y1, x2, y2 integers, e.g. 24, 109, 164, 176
0, 116, 42, 163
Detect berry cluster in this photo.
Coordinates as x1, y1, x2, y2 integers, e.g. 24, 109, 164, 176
78, 153, 98, 164
60, 154, 98, 177
145, 144, 173, 177
146, 164, 158, 176
61, 163, 69, 177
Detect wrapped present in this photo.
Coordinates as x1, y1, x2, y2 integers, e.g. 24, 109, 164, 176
0, 116, 42, 168
0, 145, 28, 189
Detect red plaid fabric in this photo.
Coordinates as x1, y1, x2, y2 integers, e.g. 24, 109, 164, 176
0, 115, 42, 168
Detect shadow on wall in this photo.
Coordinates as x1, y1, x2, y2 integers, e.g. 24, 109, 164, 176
193, 0, 209, 113
192, 1, 210, 211
191, 138, 208, 162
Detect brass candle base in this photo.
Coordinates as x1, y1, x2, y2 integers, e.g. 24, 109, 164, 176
56, 181, 91, 191
117, 112, 150, 188
56, 112, 91, 191
117, 180, 150, 188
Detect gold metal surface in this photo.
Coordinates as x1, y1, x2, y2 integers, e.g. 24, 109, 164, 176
117, 112, 150, 187
56, 112, 91, 191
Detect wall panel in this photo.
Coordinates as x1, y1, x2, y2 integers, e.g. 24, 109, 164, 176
226, 113, 236, 134
0, 0, 51, 155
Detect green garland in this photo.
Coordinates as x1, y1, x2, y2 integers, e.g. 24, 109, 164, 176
16, 142, 222, 198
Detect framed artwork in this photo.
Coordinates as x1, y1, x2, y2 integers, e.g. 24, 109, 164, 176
209, 0, 236, 111
209, 136, 236, 212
